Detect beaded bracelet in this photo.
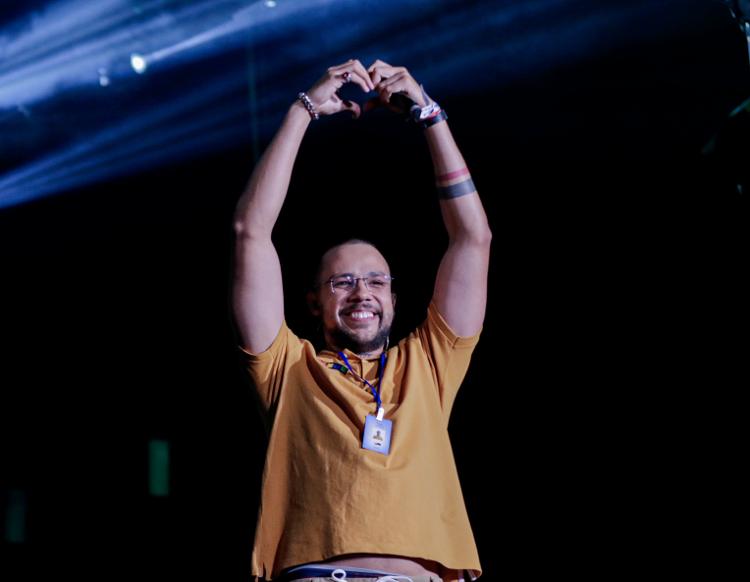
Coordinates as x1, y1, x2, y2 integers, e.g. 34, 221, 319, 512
297, 92, 319, 121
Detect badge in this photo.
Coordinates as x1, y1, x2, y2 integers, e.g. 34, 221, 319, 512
362, 411, 392, 455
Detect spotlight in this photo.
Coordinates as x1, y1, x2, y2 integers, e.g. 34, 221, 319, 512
130, 53, 147, 74
98, 68, 110, 87
265, 1, 277, 7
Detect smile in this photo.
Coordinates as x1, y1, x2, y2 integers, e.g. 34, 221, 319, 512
344, 310, 377, 321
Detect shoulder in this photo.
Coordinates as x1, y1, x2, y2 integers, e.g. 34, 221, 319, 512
239, 320, 315, 364
400, 300, 482, 351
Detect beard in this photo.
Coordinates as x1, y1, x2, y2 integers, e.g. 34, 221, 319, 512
330, 319, 392, 355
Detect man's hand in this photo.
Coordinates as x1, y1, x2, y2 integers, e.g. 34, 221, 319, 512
305, 60, 375, 119
365, 60, 430, 114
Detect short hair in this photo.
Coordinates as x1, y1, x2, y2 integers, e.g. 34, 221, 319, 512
313, 238, 383, 289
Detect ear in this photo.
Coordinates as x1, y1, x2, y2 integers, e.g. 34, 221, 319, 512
307, 290, 322, 317
391, 292, 397, 309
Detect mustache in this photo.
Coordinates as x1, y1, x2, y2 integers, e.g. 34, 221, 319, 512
340, 305, 381, 316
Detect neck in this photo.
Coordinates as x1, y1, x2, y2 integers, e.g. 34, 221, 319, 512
330, 344, 383, 359
355, 349, 382, 359
324, 331, 389, 360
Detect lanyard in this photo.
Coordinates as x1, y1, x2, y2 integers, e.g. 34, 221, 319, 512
338, 350, 386, 415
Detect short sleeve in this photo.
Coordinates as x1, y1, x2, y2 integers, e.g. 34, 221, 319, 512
238, 320, 304, 417
415, 300, 482, 421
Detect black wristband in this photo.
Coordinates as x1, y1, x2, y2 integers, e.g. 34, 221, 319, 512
421, 109, 448, 129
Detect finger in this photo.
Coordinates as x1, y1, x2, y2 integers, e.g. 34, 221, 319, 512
369, 67, 383, 86
329, 92, 360, 119
377, 71, 409, 90
370, 65, 409, 92
330, 61, 373, 93
367, 60, 396, 86
329, 59, 359, 72
347, 69, 374, 94
343, 99, 361, 119
377, 77, 409, 104
371, 64, 404, 81
329, 60, 373, 89
349, 60, 375, 91
367, 59, 392, 72
378, 72, 426, 107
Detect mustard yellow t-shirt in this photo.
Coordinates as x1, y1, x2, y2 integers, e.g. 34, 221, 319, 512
241, 301, 482, 581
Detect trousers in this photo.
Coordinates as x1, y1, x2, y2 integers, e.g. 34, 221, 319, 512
288, 578, 440, 582
274, 564, 443, 582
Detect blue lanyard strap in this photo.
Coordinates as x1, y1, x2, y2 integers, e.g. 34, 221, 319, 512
338, 351, 386, 411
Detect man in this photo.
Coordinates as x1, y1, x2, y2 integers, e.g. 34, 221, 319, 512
233, 59, 492, 582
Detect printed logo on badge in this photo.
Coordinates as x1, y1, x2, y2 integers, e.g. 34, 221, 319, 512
362, 414, 392, 455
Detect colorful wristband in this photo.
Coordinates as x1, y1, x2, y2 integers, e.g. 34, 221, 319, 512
421, 109, 448, 129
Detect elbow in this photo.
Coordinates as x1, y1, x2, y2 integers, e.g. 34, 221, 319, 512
475, 223, 493, 247
233, 220, 271, 242
452, 222, 492, 248
233, 220, 251, 239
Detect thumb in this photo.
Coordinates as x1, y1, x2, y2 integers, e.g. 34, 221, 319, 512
341, 99, 361, 119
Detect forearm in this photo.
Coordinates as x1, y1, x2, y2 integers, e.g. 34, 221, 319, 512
232, 60, 371, 352
234, 101, 311, 238
424, 119, 467, 176
426, 120, 491, 335
424, 121, 492, 244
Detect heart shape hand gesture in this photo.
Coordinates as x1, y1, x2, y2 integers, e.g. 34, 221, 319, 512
304, 59, 431, 120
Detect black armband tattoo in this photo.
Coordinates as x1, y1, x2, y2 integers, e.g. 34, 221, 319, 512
437, 178, 476, 200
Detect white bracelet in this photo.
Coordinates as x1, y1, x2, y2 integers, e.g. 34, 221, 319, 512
411, 101, 441, 120
409, 84, 441, 121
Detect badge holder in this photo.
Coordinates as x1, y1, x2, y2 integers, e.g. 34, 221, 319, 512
362, 407, 392, 455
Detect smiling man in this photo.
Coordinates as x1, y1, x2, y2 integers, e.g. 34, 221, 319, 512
233, 60, 492, 582
310, 241, 396, 358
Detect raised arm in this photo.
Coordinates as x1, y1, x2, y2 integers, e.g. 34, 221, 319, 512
368, 61, 492, 337
233, 61, 374, 353
425, 120, 492, 336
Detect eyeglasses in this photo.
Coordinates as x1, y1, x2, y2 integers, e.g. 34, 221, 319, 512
322, 273, 395, 294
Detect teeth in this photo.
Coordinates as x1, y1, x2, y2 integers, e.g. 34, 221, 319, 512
350, 311, 374, 320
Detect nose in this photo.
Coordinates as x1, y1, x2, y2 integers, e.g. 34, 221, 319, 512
348, 277, 372, 299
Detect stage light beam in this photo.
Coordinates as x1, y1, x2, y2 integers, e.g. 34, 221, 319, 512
1, 0, 697, 210
130, 53, 147, 74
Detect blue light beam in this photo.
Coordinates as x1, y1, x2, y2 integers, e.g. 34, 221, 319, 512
0, 0, 710, 209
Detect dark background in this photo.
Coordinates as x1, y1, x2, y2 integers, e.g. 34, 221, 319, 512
1, 1, 747, 580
